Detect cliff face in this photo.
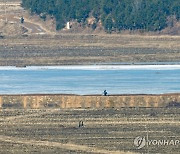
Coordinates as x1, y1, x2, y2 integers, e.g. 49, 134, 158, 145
0, 94, 180, 109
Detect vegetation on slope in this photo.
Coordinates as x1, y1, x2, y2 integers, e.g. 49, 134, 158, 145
21, 0, 179, 32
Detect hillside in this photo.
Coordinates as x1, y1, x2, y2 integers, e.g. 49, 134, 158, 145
22, 0, 180, 33
0, 0, 179, 66
0, 0, 179, 36
0, 0, 55, 36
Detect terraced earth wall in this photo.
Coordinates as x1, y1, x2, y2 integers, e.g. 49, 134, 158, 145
0, 94, 180, 109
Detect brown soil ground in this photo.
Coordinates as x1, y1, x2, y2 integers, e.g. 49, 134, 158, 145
0, 108, 179, 154
0, 34, 179, 66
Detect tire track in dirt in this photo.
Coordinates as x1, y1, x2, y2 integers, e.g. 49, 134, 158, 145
0, 109, 61, 121
13, 16, 47, 34
19, 17, 55, 35
1, 109, 180, 125
0, 135, 134, 154
0, 1, 54, 35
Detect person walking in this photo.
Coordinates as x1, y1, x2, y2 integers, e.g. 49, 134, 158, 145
103, 90, 107, 96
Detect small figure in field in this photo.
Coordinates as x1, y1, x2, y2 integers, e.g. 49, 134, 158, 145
20, 17, 24, 24
103, 90, 107, 96
79, 121, 84, 128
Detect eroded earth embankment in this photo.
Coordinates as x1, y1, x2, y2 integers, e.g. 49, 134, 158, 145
0, 94, 180, 109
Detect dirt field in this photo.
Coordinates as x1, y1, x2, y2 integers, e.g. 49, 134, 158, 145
0, 34, 180, 66
0, 108, 179, 153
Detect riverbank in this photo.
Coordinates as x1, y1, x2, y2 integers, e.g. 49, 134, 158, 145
0, 93, 179, 109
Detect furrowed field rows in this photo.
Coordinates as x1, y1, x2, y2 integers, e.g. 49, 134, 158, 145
0, 108, 180, 153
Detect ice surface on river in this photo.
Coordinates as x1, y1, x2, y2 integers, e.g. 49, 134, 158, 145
1, 65, 180, 70
0, 65, 180, 95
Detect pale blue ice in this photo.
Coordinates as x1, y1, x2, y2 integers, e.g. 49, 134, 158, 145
0, 65, 180, 95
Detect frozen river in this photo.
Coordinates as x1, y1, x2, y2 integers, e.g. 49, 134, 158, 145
0, 65, 180, 95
